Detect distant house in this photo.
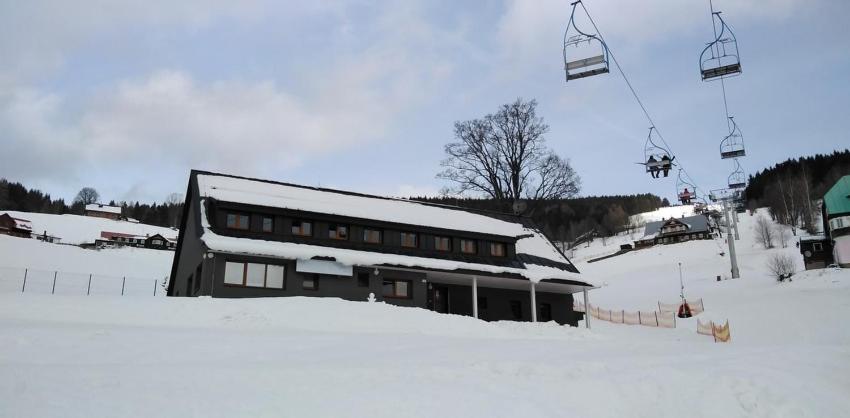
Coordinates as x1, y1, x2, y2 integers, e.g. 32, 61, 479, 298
85, 203, 122, 220
167, 170, 595, 326
634, 214, 714, 248
95, 230, 177, 251
823, 175, 850, 267
0, 213, 33, 238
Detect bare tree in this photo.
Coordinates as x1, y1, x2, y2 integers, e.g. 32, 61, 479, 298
439, 98, 580, 214
165, 193, 184, 227
774, 224, 790, 248
767, 253, 796, 282
74, 187, 100, 205
754, 215, 775, 249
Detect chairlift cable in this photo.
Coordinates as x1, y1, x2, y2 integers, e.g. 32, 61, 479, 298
710, 0, 733, 131
578, 1, 703, 190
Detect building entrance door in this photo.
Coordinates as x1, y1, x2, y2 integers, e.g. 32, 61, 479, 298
429, 285, 449, 314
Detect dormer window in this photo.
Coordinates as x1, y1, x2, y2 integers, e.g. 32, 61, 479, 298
363, 228, 382, 244
262, 216, 274, 233
490, 242, 506, 257
400, 232, 418, 248
434, 236, 451, 252
291, 220, 312, 236
329, 224, 348, 240
460, 239, 477, 254
226, 213, 250, 230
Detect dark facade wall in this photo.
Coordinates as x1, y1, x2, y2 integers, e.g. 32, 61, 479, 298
200, 252, 580, 326
208, 201, 521, 268
205, 253, 428, 306
171, 195, 208, 297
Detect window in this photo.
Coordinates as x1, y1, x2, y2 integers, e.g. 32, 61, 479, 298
813, 242, 823, 252
460, 239, 477, 254
357, 272, 370, 287
329, 224, 348, 240
262, 216, 274, 233
151, 239, 163, 246
226, 213, 250, 230
291, 220, 312, 236
510, 300, 522, 320
363, 228, 382, 244
224, 261, 285, 289
490, 242, 506, 257
434, 236, 451, 252
539, 303, 552, 322
400, 232, 418, 248
382, 279, 411, 299
303, 274, 319, 290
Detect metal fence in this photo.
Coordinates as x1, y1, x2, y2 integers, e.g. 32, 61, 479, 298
0, 266, 165, 296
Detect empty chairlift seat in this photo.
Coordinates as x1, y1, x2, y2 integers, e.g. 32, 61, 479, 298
563, 2, 610, 83
699, 12, 742, 81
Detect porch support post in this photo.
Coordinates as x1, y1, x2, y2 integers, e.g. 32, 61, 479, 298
530, 282, 537, 323
583, 288, 591, 329
472, 276, 478, 319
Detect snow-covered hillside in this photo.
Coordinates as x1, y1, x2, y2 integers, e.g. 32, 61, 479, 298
3, 211, 177, 245
0, 208, 848, 417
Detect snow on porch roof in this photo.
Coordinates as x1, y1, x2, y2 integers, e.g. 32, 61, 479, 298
196, 173, 529, 238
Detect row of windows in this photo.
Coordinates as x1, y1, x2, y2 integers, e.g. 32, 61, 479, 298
224, 263, 412, 299
830, 216, 848, 230
224, 212, 508, 257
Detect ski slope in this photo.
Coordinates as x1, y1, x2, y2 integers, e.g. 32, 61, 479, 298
0, 207, 848, 417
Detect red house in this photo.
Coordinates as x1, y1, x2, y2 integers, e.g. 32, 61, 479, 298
0, 213, 33, 238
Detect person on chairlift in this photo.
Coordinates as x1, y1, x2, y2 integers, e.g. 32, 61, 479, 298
647, 155, 660, 178
661, 155, 671, 177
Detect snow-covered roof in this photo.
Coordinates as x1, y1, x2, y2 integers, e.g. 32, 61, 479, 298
197, 174, 528, 238
12, 217, 32, 231
86, 204, 122, 215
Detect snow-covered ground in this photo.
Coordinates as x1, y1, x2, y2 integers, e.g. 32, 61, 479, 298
2, 211, 177, 245
0, 235, 173, 295
1, 207, 849, 417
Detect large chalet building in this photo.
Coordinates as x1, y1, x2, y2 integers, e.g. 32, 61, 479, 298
168, 171, 595, 325
634, 214, 714, 248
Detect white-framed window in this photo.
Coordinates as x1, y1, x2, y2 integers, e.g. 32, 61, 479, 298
813, 242, 823, 252
224, 261, 285, 289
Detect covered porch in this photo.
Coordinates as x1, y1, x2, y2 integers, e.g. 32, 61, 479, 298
420, 269, 593, 327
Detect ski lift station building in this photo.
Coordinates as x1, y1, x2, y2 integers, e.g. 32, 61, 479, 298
823, 175, 850, 267
168, 171, 596, 325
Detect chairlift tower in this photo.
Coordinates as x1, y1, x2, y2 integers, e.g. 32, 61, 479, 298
712, 188, 741, 279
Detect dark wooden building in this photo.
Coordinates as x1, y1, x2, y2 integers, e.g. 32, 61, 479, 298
0, 213, 33, 238
634, 215, 714, 249
85, 203, 122, 220
168, 171, 595, 325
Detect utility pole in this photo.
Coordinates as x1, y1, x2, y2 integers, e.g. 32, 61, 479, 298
732, 203, 740, 240
678, 262, 685, 300
724, 201, 740, 278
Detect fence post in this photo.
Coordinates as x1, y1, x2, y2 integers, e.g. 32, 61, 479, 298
655, 311, 659, 327
121, 277, 126, 296
52, 271, 58, 294
87, 274, 92, 296
638, 311, 641, 325
22, 268, 28, 293
153, 279, 157, 296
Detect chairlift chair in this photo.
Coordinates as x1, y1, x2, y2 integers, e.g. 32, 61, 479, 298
720, 116, 746, 159
563, 1, 610, 82
699, 12, 742, 81
728, 159, 747, 189
642, 127, 675, 178
676, 169, 697, 204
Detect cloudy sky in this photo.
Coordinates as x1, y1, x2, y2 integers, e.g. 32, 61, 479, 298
2, 0, 848, 204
